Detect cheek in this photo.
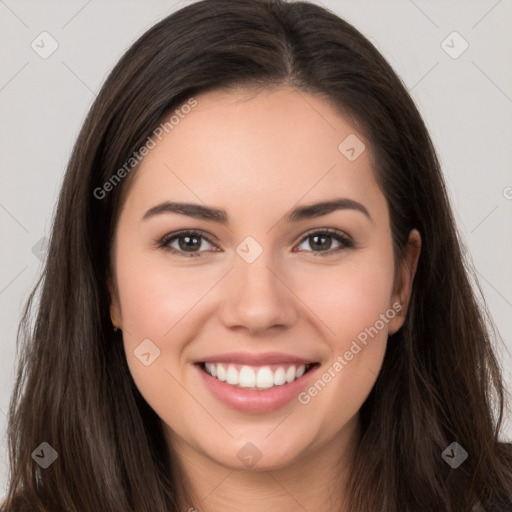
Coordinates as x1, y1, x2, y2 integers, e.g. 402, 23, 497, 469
290, 248, 395, 415
115, 247, 216, 339
114, 241, 243, 413
115, 257, 211, 426
292, 248, 396, 344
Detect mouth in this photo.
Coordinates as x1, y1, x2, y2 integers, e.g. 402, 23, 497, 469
196, 361, 320, 391
193, 351, 322, 413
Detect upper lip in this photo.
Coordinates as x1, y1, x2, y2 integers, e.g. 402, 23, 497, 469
194, 351, 318, 366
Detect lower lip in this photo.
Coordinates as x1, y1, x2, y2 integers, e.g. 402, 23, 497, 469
195, 363, 320, 413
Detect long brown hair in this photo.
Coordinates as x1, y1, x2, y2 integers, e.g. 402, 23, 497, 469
3, 1, 511, 510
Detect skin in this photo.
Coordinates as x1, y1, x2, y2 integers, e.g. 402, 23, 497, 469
109, 85, 421, 512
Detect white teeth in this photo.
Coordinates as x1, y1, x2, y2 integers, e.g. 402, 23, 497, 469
216, 364, 226, 382
239, 366, 255, 388
272, 367, 286, 385
296, 365, 305, 378
203, 363, 312, 389
205, 362, 217, 377
226, 366, 239, 385
256, 366, 274, 389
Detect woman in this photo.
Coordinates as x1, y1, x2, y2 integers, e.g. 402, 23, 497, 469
2, 0, 511, 510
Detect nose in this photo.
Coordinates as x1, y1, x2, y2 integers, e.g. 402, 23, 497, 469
218, 253, 298, 335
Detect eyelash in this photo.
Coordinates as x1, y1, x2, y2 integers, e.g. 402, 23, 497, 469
156, 228, 354, 258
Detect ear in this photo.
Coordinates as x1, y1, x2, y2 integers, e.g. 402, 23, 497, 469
108, 275, 122, 330
387, 229, 421, 335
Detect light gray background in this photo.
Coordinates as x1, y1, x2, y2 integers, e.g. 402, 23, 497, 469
1, 0, 511, 495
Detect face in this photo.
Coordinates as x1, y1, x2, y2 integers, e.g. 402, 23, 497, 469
109, 85, 420, 473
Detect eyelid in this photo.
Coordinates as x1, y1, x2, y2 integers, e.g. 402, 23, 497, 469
297, 226, 351, 242
157, 227, 353, 257
294, 227, 353, 255
157, 229, 219, 252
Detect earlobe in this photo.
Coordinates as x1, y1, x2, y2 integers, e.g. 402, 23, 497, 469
388, 229, 421, 334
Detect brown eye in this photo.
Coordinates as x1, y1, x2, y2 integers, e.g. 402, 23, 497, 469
177, 234, 203, 252
308, 233, 334, 251
158, 230, 217, 257
296, 229, 353, 256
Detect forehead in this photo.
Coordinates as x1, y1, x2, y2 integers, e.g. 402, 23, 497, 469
119, 85, 386, 224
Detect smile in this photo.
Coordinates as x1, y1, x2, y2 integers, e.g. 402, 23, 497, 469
195, 360, 321, 413
200, 362, 317, 390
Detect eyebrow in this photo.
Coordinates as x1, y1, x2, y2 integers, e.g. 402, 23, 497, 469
142, 198, 372, 224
